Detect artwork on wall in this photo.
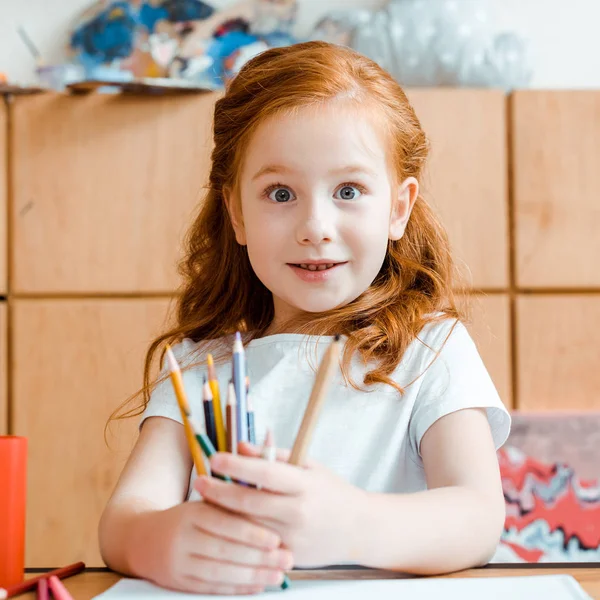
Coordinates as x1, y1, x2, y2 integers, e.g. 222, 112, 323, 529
68, 0, 298, 89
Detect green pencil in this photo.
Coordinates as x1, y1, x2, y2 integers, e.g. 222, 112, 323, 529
188, 415, 232, 483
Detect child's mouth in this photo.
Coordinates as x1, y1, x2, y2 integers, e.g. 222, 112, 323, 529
293, 263, 338, 271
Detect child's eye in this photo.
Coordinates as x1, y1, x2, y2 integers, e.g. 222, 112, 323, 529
334, 184, 365, 200
265, 185, 295, 203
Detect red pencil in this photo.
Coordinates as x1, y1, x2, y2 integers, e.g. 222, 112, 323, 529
48, 576, 74, 600
36, 579, 48, 600
0, 562, 84, 599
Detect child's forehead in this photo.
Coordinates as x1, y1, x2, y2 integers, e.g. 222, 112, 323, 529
242, 102, 390, 176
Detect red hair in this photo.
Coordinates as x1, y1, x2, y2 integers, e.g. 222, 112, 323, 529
113, 41, 465, 421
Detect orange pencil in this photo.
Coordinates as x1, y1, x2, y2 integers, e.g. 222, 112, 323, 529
0, 562, 85, 599
165, 345, 207, 477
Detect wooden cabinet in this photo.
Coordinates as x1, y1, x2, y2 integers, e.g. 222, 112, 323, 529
512, 91, 600, 288
0, 302, 6, 434
408, 90, 509, 290
11, 92, 219, 294
11, 298, 173, 566
517, 295, 600, 410
465, 294, 512, 409
0, 99, 6, 294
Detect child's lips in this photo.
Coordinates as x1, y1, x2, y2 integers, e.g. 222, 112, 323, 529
287, 262, 347, 282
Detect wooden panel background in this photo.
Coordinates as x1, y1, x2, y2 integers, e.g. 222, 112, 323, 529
408, 90, 509, 290
513, 91, 600, 288
12, 298, 173, 566
11, 92, 219, 294
0, 99, 6, 294
516, 295, 600, 411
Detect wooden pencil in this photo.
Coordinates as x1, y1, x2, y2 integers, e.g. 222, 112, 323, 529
288, 335, 341, 466
232, 332, 248, 443
207, 354, 227, 452
226, 381, 237, 454
165, 345, 207, 477
247, 392, 256, 445
202, 375, 217, 450
187, 412, 232, 483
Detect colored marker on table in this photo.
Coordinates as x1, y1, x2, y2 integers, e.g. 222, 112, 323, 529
232, 332, 247, 443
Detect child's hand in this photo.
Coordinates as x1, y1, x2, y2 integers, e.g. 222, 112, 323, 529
131, 500, 293, 595
195, 444, 367, 567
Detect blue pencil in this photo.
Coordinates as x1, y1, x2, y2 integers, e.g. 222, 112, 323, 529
232, 332, 247, 443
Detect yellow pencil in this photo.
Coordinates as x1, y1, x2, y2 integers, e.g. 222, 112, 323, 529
207, 354, 227, 452
165, 345, 207, 477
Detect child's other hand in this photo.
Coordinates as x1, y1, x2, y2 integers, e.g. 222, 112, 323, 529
131, 500, 292, 595
195, 444, 367, 567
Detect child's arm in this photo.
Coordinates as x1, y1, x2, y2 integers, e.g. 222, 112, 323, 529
348, 407, 506, 573
99, 417, 292, 594
195, 407, 505, 574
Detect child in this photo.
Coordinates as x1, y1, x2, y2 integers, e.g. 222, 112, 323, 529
99, 41, 511, 596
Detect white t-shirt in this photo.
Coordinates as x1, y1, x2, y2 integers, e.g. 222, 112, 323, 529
140, 318, 511, 499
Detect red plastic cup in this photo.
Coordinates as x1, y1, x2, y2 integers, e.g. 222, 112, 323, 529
0, 436, 27, 588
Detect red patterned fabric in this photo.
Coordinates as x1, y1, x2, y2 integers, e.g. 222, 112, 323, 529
496, 446, 600, 562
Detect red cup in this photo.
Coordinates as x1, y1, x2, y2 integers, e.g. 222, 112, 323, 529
0, 436, 27, 588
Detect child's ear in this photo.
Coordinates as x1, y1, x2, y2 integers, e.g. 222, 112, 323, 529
223, 186, 247, 246
389, 177, 419, 241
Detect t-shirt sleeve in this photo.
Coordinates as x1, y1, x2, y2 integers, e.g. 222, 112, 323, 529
408, 319, 511, 458
139, 340, 203, 429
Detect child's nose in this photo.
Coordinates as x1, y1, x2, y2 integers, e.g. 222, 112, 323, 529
296, 217, 334, 245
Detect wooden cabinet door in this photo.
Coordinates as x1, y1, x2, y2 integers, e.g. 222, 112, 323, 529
465, 294, 512, 409
11, 92, 219, 294
517, 295, 600, 410
0, 99, 6, 294
12, 298, 173, 566
408, 90, 509, 290
513, 91, 600, 288
0, 302, 6, 434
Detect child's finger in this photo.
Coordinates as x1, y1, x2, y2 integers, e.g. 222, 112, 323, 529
181, 579, 265, 596
184, 525, 293, 570
197, 476, 298, 523
208, 452, 306, 494
194, 502, 281, 550
184, 555, 285, 587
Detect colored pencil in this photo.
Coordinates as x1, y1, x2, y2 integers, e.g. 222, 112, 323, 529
187, 413, 232, 483
165, 345, 207, 477
247, 393, 256, 445
36, 579, 48, 600
289, 335, 341, 466
207, 354, 227, 452
232, 332, 248, 443
260, 429, 290, 590
48, 576, 74, 600
202, 375, 217, 450
0, 562, 85, 599
226, 381, 238, 454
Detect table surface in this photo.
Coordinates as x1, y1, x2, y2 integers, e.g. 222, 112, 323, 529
15, 565, 600, 599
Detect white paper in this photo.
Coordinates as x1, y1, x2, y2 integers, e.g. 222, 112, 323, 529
94, 574, 592, 600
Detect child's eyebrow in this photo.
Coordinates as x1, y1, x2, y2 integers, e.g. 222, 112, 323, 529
251, 164, 376, 181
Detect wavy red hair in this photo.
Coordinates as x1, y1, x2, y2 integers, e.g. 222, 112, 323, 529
112, 41, 466, 422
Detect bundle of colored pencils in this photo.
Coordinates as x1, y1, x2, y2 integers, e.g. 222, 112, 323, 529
165, 331, 341, 592
0, 561, 85, 600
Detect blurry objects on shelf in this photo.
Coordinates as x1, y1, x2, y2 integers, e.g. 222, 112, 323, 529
310, 0, 532, 90
66, 0, 299, 92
